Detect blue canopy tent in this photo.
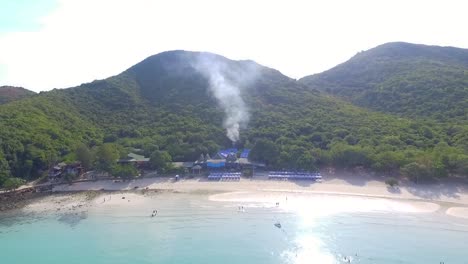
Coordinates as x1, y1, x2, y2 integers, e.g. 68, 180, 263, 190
207, 161, 225, 168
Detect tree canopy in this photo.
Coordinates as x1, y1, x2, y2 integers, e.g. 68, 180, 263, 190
0, 48, 467, 187
95, 144, 120, 173
149, 151, 172, 173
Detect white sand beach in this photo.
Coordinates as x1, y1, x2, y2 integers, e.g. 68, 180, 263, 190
36, 172, 468, 219
446, 207, 468, 219
209, 191, 441, 214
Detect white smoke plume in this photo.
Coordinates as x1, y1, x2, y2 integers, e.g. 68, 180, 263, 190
194, 53, 257, 143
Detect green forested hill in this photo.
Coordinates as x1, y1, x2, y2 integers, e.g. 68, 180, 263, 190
299, 42, 468, 122
0, 86, 35, 104
1, 50, 467, 187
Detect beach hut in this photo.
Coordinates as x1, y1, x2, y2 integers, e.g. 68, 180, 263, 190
226, 153, 237, 162
118, 153, 150, 169
192, 165, 202, 174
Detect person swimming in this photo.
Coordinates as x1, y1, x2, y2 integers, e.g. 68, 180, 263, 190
342, 256, 352, 263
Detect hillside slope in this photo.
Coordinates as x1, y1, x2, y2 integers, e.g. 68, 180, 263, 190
299, 42, 468, 122
0, 86, 35, 104
1, 50, 467, 184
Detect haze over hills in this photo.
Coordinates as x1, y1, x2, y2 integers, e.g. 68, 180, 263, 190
0, 47, 467, 187
299, 42, 468, 122
0, 86, 35, 104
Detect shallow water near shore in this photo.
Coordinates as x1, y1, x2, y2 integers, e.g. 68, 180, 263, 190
1, 193, 468, 264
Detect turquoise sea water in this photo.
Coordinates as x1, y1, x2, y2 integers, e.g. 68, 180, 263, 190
1, 193, 468, 264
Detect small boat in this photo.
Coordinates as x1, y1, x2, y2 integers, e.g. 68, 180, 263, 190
274, 222, 281, 228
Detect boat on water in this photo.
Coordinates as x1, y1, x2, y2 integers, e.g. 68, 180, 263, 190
274, 222, 281, 228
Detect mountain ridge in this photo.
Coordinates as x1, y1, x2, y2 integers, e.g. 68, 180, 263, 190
299, 42, 468, 122
0, 86, 35, 104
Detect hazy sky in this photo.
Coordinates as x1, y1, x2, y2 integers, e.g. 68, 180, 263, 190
1, 0, 467, 92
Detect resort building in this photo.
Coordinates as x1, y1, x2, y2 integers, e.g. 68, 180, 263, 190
117, 153, 150, 168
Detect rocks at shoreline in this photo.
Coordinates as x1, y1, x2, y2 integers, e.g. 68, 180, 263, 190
0, 189, 51, 212
58, 211, 88, 227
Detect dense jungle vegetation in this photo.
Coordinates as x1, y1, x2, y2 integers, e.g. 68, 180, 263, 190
1, 46, 468, 188
299, 42, 468, 122
0, 86, 35, 105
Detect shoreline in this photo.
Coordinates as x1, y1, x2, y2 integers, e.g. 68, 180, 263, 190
4, 173, 468, 219
51, 174, 468, 204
